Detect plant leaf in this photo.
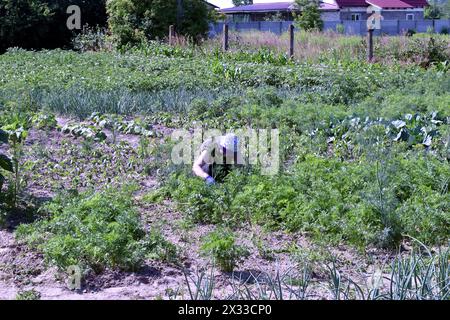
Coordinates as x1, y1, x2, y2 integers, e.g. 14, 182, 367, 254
0, 154, 14, 172
0, 129, 8, 144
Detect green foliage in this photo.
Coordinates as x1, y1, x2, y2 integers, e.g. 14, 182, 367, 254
294, 0, 323, 31
200, 228, 249, 272
31, 112, 57, 130
16, 187, 176, 272
1, 110, 30, 208
15, 289, 41, 300
336, 23, 345, 34
0, 129, 13, 197
0, 41, 449, 252
232, 0, 253, 6
72, 26, 113, 52
60, 122, 107, 141
0, 0, 107, 52
167, 150, 449, 248
425, 1, 442, 19
106, 0, 209, 48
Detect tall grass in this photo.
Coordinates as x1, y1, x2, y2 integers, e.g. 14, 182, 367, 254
203, 30, 450, 64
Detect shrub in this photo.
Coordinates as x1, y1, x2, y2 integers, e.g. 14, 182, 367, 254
106, 0, 209, 48
440, 26, 449, 35
16, 187, 176, 272
336, 24, 345, 34
294, 0, 323, 32
72, 26, 113, 52
200, 228, 249, 272
405, 29, 416, 37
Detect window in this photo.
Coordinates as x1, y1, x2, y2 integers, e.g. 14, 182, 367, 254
351, 14, 361, 21
406, 14, 414, 21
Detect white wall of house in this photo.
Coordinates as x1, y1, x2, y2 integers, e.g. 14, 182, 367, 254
321, 11, 340, 21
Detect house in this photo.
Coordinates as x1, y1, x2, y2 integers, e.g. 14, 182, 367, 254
221, 1, 428, 22
204, 0, 220, 11
221, 2, 339, 22
336, 0, 428, 21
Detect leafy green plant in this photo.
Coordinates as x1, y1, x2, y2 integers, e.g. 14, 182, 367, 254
15, 289, 41, 300
106, 0, 209, 48
294, 0, 323, 31
200, 228, 249, 272
0, 129, 13, 197
2, 120, 29, 207
16, 186, 176, 272
31, 112, 57, 130
60, 122, 107, 141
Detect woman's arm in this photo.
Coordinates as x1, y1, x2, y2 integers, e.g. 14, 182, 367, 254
192, 150, 211, 180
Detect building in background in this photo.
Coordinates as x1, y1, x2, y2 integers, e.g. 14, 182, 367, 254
220, 0, 428, 22
204, 0, 220, 11
337, 0, 428, 21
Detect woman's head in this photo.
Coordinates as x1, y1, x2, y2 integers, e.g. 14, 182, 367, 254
219, 133, 238, 153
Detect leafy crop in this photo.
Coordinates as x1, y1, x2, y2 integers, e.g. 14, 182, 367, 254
16, 187, 176, 272
0, 129, 13, 196
200, 228, 249, 272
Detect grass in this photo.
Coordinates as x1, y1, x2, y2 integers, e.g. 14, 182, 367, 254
204, 30, 450, 65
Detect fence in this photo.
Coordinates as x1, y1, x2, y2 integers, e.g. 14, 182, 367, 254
210, 20, 450, 36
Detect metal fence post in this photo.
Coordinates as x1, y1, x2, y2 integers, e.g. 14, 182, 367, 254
367, 28, 374, 62
169, 25, 175, 45
223, 23, 229, 52
289, 24, 295, 59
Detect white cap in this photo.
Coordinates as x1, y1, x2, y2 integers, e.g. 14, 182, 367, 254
219, 133, 238, 152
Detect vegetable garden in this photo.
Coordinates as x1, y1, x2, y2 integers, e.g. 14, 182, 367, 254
0, 34, 449, 300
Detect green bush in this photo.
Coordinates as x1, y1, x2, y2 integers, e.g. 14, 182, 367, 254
294, 0, 323, 31
200, 228, 249, 272
0, 0, 107, 52
16, 187, 176, 272
106, 0, 209, 48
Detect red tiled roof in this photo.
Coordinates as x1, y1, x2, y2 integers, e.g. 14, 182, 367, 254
320, 3, 339, 10
367, 0, 413, 8
221, 2, 295, 13
399, 0, 429, 7
334, 0, 369, 7
221, 0, 428, 12
335, 0, 428, 7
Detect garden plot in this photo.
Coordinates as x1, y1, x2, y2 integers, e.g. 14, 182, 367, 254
0, 44, 449, 300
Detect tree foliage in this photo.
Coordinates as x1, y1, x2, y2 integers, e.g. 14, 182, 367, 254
294, 0, 323, 31
232, 0, 253, 6
107, 0, 209, 48
0, 0, 107, 52
425, 1, 442, 19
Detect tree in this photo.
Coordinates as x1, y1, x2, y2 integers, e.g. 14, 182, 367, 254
425, 0, 442, 19
232, 0, 253, 6
0, 0, 107, 52
107, 0, 210, 48
0, 0, 52, 52
294, 0, 323, 31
